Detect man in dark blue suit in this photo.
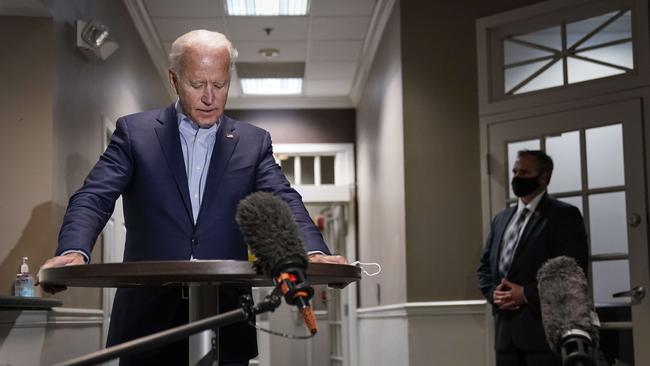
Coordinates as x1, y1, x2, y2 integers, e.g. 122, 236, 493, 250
38, 30, 345, 365
477, 150, 588, 366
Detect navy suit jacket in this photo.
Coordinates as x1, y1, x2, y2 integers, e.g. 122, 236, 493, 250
56, 104, 330, 361
477, 194, 588, 352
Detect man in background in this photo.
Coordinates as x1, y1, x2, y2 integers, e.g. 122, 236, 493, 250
477, 150, 589, 366
39, 30, 345, 366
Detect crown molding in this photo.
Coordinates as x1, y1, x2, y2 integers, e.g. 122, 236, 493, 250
226, 95, 354, 110
123, 0, 176, 101
349, 0, 397, 106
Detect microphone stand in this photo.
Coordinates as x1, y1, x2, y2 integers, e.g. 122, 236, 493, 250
52, 289, 283, 366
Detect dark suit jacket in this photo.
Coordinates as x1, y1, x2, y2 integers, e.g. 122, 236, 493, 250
477, 194, 588, 352
56, 104, 330, 361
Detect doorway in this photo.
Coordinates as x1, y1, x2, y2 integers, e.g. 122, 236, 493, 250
486, 99, 650, 365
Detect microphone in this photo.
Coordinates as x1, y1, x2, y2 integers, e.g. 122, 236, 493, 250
236, 191, 317, 335
537, 256, 599, 366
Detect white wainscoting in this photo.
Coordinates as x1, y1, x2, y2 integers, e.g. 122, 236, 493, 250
0, 307, 103, 366
358, 300, 488, 366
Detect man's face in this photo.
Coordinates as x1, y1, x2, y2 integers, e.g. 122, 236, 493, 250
512, 155, 540, 179
170, 46, 231, 128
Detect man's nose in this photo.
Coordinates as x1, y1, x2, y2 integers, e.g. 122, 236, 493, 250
201, 87, 215, 105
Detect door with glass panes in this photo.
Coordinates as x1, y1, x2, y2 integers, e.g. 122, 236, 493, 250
487, 99, 649, 365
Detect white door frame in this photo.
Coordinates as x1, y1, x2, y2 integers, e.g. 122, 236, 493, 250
272, 143, 358, 366
100, 116, 125, 364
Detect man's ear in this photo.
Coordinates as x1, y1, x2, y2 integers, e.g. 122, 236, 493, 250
168, 69, 179, 95
540, 171, 551, 186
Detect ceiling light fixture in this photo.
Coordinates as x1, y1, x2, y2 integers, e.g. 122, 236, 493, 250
226, 0, 309, 16
240, 78, 303, 95
76, 19, 119, 61
258, 48, 280, 59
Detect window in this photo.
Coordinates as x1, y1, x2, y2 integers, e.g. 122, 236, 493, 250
276, 154, 337, 186
503, 9, 633, 95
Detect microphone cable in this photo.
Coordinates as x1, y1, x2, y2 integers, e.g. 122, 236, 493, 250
247, 320, 316, 340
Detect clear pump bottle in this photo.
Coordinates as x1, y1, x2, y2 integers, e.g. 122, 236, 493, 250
14, 257, 35, 297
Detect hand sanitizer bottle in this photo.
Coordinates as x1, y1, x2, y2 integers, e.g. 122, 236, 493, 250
14, 257, 35, 297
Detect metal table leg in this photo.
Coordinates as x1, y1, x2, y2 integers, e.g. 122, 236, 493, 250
189, 283, 219, 365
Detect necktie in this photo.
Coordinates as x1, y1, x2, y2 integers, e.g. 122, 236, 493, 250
499, 208, 530, 277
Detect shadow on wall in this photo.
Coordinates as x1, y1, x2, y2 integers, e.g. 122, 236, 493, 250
0, 152, 104, 309
0, 201, 63, 297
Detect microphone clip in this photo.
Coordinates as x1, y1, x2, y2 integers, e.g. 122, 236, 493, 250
274, 268, 314, 307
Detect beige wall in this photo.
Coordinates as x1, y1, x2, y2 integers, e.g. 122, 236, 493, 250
47, 0, 171, 308
0, 0, 170, 309
226, 109, 356, 143
356, 2, 407, 307
0, 16, 55, 297
400, 0, 546, 302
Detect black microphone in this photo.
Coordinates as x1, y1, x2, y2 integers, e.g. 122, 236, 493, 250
236, 191, 317, 334
537, 256, 599, 366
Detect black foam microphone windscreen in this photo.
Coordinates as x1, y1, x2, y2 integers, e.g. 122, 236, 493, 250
236, 191, 317, 334
236, 191, 308, 276
537, 256, 598, 365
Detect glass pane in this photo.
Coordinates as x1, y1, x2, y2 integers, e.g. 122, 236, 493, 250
505, 60, 552, 94
598, 328, 634, 366
514, 59, 564, 94
301, 156, 315, 184
567, 10, 632, 50
567, 57, 626, 84
558, 195, 583, 214
320, 156, 335, 184
507, 139, 541, 199
589, 191, 628, 255
504, 39, 554, 65
576, 42, 633, 69
546, 131, 581, 193
592, 259, 631, 305
586, 124, 625, 189
512, 26, 562, 50
281, 156, 295, 185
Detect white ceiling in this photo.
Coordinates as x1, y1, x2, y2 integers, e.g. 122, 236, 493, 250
126, 0, 393, 109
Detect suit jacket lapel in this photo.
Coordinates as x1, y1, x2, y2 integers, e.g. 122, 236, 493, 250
196, 116, 239, 224
154, 105, 193, 223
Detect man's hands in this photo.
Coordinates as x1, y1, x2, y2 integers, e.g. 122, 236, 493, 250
493, 278, 526, 311
308, 253, 348, 265
36, 253, 86, 294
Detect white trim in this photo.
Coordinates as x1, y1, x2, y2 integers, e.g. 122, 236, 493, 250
293, 185, 352, 203
227, 95, 354, 109
0, 308, 104, 329
273, 143, 355, 189
357, 300, 487, 319
273, 143, 353, 155
122, 0, 175, 101
350, 0, 397, 105
475, 0, 650, 116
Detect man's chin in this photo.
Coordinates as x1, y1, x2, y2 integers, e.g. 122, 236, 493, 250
191, 114, 220, 128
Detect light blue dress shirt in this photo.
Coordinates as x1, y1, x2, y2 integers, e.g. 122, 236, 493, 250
175, 101, 219, 223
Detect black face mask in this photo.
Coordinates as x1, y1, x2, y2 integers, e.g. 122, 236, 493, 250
511, 176, 540, 197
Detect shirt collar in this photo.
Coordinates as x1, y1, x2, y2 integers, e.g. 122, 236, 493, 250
174, 99, 221, 130
517, 190, 545, 215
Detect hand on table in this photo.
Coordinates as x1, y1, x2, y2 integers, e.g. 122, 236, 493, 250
36, 253, 86, 294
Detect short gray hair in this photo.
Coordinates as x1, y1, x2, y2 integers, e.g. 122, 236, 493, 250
168, 30, 238, 74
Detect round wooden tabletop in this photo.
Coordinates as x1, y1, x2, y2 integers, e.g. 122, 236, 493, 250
39, 260, 361, 288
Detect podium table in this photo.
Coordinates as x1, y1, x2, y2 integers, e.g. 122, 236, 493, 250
40, 260, 361, 365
